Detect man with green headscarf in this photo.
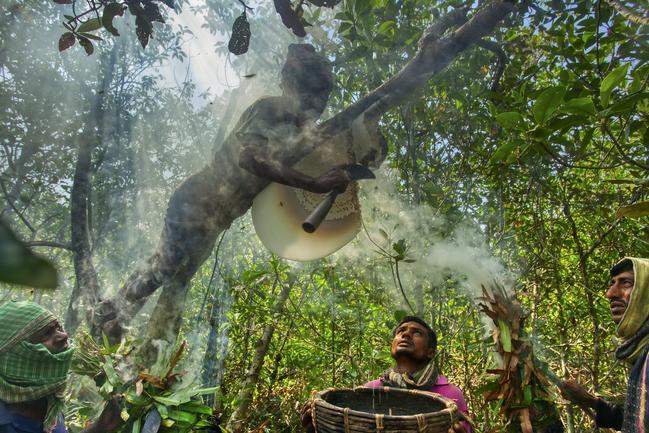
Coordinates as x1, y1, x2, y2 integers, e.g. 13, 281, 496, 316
561, 257, 649, 432
0, 301, 122, 433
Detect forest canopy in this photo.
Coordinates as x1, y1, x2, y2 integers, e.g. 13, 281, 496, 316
0, 0, 648, 432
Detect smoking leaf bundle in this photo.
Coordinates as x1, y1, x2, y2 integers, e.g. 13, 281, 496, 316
478, 283, 561, 433
71, 335, 218, 433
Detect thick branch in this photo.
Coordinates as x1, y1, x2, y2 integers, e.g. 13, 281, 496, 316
320, 0, 515, 132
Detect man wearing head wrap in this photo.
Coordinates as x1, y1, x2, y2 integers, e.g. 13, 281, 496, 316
561, 257, 649, 432
300, 316, 471, 433
0, 301, 122, 433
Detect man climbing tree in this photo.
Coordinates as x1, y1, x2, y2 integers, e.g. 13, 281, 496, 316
91, 1, 517, 352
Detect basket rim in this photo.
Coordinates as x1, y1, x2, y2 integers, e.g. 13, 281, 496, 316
313, 386, 458, 421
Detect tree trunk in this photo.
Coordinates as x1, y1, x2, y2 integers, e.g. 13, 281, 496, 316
91, 1, 517, 345
225, 279, 292, 433
65, 45, 118, 335
201, 278, 232, 410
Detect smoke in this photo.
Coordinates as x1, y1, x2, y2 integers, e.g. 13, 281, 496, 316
335, 166, 514, 307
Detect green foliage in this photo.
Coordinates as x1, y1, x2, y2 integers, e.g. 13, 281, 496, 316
2, 0, 649, 432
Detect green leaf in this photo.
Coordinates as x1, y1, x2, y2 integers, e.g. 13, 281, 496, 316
616, 202, 649, 219
495, 111, 524, 129
533, 86, 566, 124
102, 2, 125, 36
77, 36, 94, 55
600, 92, 649, 117
600, 64, 629, 106
192, 387, 219, 396
560, 97, 596, 116
178, 401, 213, 415
79, 32, 103, 41
0, 220, 58, 288
166, 409, 197, 424
77, 17, 103, 33
153, 396, 184, 406
498, 319, 512, 352
132, 417, 142, 433
102, 359, 120, 385
393, 309, 407, 323
490, 141, 518, 163
376, 20, 395, 35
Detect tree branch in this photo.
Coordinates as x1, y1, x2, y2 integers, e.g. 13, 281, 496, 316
319, 0, 516, 133
476, 39, 507, 91
26, 240, 74, 251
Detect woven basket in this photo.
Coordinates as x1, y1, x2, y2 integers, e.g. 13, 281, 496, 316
311, 386, 458, 433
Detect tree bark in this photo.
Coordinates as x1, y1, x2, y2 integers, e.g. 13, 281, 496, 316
65, 45, 118, 335
224, 278, 292, 433
91, 1, 517, 345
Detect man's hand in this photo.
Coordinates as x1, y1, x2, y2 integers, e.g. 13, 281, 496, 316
300, 400, 315, 433
84, 396, 125, 433
309, 166, 351, 194
560, 379, 599, 411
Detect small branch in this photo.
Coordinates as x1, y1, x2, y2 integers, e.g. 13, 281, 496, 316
237, 0, 253, 12
603, 123, 649, 170
0, 177, 35, 233
476, 39, 507, 92
26, 241, 74, 251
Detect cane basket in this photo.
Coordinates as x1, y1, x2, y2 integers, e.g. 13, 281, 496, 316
311, 387, 458, 433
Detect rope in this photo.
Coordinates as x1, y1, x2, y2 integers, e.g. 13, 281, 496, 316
416, 413, 426, 432
311, 391, 318, 433
343, 408, 350, 433
375, 413, 384, 432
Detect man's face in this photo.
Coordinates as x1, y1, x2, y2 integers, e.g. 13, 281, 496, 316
390, 321, 434, 362
606, 270, 635, 324
29, 320, 70, 354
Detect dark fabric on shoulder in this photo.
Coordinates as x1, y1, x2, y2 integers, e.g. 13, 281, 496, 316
595, 398, 624, 430
0, 401, 66, 433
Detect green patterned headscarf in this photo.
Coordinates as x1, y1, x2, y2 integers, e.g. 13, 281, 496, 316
615, 257, 649, 364
0, 301, 74, 432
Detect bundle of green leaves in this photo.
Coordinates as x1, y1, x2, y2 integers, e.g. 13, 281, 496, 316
70, 335, 219, 433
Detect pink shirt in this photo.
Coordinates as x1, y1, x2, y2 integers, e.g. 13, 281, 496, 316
364, 375, 472, 432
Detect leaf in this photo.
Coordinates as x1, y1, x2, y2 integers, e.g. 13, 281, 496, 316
153, 395, 184, 406
79, 32, 103, 41
178, 401, 213, 415
77, 36, 94, 55
498, 319, 512, 352
533, 86, 566, 124
0, 220, 58, 288
143, 2, 164, 23
376, 20, 395, 35
135, 15, 152, 48
167, 409, 197, 424
600, 92, 649, 116
102, 2, 125, 36
560, 97, 596, 116
393, 309, 407, 323
132, 417, 142, 433
53, 0, 73, 4
490, 141, 518, 163
77, 17, 103, 33
495, 111, 524, 129
192, 387, 218, 396
616, 202, 649, 219
274, 0, 306, 37
600, 63, 629, 106
141, 408, 162, 433
58, 32, 76, 52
